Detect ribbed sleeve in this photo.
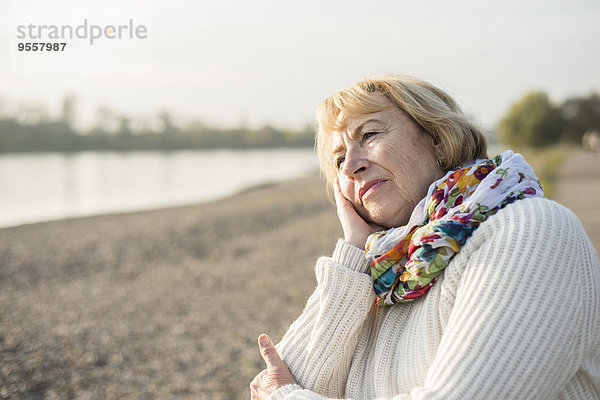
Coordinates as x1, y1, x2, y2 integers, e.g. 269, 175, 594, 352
267, 198, 600, 400
331, 239, 371, 273
274, 240, 375, 398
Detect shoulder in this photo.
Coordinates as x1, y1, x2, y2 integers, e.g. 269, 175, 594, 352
489, 196, 579, 228
462, 197, 591, 257
444, 197, 599, 303
443, 197, 600, 353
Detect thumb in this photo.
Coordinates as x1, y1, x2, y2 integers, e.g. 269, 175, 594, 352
258, 334, 282, 371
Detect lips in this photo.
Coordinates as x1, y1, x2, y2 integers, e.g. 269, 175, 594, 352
359, 179, 386, 202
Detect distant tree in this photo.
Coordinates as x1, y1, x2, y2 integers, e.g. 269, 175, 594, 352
560, 93, 600, 144
290, 123, 316, 146
256, 124, 285, 147
0, 97, 6, 118
185, 120, 208, 134
158, 110, 176, 136
16, 102, 49, 125
117, 116, 132, 137
498, 91, 564, 147
60, 94, 77, 128
90, 105, 120, 135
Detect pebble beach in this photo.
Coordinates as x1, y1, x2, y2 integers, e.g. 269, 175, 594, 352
0, 173, 341, 399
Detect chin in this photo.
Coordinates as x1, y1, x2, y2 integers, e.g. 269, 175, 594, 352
364, 207, 408, 229
361, 210, 392, 229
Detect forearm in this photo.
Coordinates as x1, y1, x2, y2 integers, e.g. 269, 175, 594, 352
275, 240, 375, 398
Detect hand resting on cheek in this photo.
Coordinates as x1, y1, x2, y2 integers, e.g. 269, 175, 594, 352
334, 176, 386, 250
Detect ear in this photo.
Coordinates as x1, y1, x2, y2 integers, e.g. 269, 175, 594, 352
431, 136, 445, 170
428, 133, 443, 157
433, 141, 443, 158
418, 127, 444, 167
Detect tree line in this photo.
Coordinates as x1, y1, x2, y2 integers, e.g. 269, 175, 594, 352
498, 91, 600, 147
1, 90, 598, 152
0, 96, 315, 152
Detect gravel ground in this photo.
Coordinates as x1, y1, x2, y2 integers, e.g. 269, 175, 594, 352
0, 173, 341, 400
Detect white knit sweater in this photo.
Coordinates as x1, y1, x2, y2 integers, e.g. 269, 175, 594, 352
269, 198, 600, 400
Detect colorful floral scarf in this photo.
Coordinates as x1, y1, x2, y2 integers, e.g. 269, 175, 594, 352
365, 150, 543, 306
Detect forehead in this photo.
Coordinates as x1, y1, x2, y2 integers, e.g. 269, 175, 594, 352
331, 106, 412, 155
334, 92, 394, 133
335, 107, 395, 136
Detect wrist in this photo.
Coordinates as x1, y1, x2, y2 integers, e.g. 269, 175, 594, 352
344, 232, 368, 250
267, 384, 303, 400
332, 239, 371, 273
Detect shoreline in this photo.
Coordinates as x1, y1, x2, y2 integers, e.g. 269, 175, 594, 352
0, 148, 319, 230
0, 169, 321, 231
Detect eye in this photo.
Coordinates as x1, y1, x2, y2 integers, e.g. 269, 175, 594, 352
363, 131, 379, 141
335, 155, 345, 170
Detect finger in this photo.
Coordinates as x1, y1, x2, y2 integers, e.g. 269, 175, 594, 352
250, 371, 261, 389
258, 334, 282, 372
250, 370, 265, 400
333, 176, 343, 204
334, 176, 355, 211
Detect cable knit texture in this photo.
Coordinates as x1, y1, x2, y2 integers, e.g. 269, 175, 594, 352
270, 198, 600, 400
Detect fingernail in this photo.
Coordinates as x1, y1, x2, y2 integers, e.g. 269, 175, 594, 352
259, 334, 269, 347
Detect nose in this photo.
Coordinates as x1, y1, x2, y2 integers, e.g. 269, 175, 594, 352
341, 145, 368, 180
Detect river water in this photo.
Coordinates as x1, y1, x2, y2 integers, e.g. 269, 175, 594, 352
0, 149, 319, 228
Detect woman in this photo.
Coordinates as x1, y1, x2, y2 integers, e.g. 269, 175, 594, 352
250, 76, 600, 399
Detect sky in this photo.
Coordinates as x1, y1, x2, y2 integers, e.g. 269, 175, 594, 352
1, 0, 599, 132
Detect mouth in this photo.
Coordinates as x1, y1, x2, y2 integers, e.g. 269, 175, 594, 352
359, 179, 386, 202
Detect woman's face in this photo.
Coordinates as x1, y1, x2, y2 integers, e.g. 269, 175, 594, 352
332, 94, 444, 228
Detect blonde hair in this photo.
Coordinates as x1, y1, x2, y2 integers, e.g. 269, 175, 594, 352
315, 75, 488, 185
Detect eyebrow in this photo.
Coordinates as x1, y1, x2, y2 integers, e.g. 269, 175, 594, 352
331, 118, 383, 156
